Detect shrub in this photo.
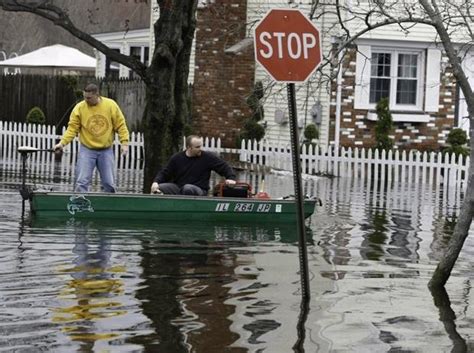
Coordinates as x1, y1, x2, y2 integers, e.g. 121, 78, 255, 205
240, 119, 265, 141
304, 123, 319, 141
374, 97, 393, 151
444, 128, 469, 157
239, 81, 265, 143
26, 106, 46, 125
446, 128, 468, 146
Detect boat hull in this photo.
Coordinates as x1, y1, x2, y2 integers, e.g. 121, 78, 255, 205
30, 192, 316, 223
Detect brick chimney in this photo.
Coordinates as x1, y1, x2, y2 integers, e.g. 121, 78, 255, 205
192, 0, 255, 147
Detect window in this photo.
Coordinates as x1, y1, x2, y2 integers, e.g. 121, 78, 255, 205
130, 45, 149, 65
354, 44, 441, 114
368, 49, 422, 109
370, 52, 391, 104
105, 48, 120, 79
396, 53, 418, 105
129, 45, 150, 79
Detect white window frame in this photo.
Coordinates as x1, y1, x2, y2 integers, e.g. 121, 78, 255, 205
354, 41, 441, 116
369, 48, 424, 111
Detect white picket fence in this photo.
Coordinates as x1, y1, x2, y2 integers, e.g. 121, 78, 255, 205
0, 121, 145, 189
239, 139, 470, 191
0, 121, 470, 192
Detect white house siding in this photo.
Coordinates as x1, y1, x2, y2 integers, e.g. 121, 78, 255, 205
247, 0, 338, 147
149, 0, 196, 84
346, 1, 472, 43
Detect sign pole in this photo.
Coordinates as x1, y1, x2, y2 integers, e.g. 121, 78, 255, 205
287, 82, 311, 301
254, 7, 321, 344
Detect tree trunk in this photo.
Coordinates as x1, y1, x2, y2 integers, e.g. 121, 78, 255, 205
418, 0, 474, 288
142, 0, 197, 192
429, 128, 474, 288
429, 285, 468, 350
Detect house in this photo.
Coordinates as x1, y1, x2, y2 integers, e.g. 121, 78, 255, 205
146, 0, 255, 147
92, 1, 248, 144
148, 0, 471, 150
0, 1, 150, 73
92, 29, 151, 79
330, 21, 472, 151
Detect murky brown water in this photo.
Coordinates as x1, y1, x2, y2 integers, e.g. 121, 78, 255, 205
0, 168, 473, 352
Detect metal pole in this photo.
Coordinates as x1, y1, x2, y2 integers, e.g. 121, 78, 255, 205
19, 151, 31, 205
287, 83, 311, 301
21, 152, 27, 193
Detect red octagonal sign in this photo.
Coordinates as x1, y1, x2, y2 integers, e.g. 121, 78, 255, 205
254, 9, 322, 82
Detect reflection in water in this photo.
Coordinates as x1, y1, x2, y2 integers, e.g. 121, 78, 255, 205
51, 220, 126, 350
132, 238, 244, 352
107, 221, 303, 352
360, 210, 389, 261
430, 216, 458, 261
1, 167, 473, 352
312, 176, 473, 351
293, 296, 310, 353
388, 213, 416, 261
31, 217, 306, 352
430, 285, 468, 353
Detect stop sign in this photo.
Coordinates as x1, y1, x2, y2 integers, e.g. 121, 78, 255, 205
254, 9, 322, 82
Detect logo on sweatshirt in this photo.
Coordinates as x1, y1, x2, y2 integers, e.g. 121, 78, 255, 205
86, 115, 110, 137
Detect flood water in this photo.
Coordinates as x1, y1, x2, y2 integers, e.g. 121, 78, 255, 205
0, 168, 473, 352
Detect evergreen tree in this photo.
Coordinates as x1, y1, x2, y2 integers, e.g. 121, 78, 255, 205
375, 97, 393, 151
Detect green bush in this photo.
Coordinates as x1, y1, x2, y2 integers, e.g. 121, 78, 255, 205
240, 119, 265, 141
26, 106, 46, 125
446, 128, 468, 146
374, 97, 393, 151
304, 123, 319, 141
444, 128, 469, 157
239, 81, 266, 143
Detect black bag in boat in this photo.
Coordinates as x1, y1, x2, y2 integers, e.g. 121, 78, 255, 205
213, 182, 252, 198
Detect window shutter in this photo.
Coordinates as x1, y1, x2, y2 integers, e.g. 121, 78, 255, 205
425, 48, 441, 112
354, 45, 371, 110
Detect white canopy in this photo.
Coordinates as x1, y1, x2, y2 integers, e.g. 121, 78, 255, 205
0, 44, 96, 70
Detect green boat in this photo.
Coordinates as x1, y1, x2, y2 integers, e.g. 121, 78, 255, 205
28, 191, 317, 223
18, 146, 317, 223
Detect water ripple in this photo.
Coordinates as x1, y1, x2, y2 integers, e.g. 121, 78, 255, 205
0, 173, 472, 352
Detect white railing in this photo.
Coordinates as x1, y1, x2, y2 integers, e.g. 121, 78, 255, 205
1, 121, 470, 192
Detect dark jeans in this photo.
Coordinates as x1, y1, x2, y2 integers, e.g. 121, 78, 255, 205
159, 183, 206, 196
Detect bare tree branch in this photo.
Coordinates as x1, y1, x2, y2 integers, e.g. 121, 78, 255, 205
0, 0, 148, 80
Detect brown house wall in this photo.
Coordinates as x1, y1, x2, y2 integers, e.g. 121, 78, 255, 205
329, 47, 457, 152
192, 0, 255, 147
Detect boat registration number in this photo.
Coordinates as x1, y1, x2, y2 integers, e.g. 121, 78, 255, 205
215, 203, 272, 212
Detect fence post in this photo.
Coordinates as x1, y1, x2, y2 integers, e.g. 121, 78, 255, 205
239, 139, 247, 163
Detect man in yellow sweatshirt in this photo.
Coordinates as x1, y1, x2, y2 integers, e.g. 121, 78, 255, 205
54, 83, 129, 193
